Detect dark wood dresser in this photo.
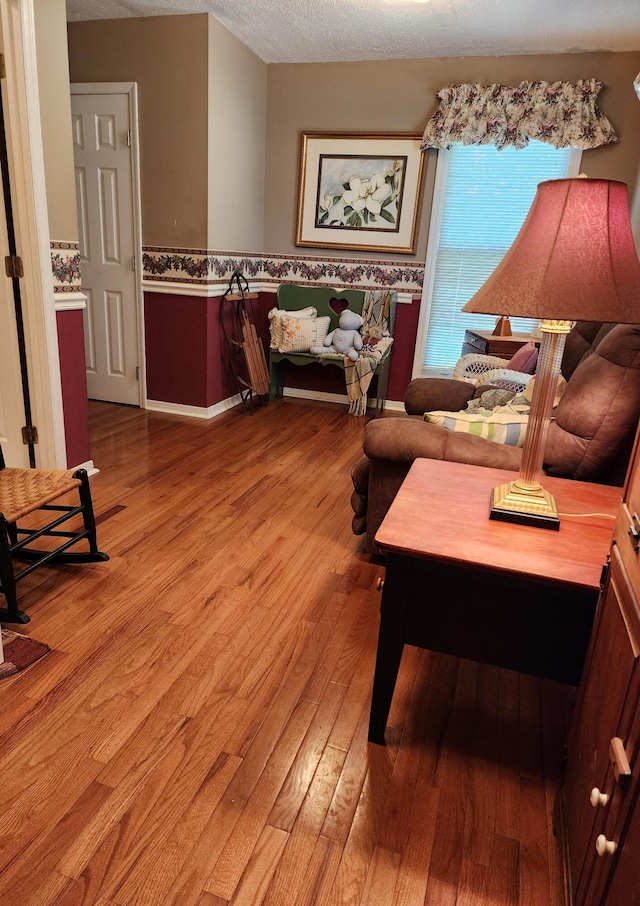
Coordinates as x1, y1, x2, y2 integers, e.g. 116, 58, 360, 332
462, 328, 540, 359
559, 423, 640, 904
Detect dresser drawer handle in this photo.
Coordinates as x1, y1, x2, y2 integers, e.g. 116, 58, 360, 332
596, 834, 617, 857
589, 787, 609, 808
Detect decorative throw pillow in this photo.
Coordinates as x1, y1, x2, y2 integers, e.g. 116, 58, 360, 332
277, 315, 317, 353
314, 316, 331, 346
424, 409, 529, 447
277, 315, 332, 353
268, 306, 317, 349
507, 341, 538, 374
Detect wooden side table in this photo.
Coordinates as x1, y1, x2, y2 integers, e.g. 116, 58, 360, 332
368, 459, 620, 745
462, 328, 540, 358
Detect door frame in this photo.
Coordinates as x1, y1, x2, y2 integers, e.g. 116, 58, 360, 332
0, 92, 29, 468
70, 81, 146, 408
0, 0, 66, 468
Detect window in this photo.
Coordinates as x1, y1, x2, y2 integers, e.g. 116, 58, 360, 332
416, 141, 582, 376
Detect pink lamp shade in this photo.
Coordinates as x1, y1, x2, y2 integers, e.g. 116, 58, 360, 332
462, 178, 640, 324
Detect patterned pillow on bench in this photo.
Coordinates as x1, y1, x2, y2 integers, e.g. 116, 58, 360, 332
268, 306, 330, 353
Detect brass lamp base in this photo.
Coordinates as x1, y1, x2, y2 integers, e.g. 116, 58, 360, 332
490, 480, 560, 530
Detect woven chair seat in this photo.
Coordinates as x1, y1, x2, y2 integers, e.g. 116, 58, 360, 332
0, 468, 81, 524
0, 447, 107, 624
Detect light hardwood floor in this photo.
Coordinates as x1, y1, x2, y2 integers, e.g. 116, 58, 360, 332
0, 398, 573, 906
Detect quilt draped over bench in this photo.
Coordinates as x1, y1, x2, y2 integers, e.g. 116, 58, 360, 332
344, 290, 394, 416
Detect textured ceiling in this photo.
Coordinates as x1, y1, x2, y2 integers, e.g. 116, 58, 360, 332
65, 0, 640, 65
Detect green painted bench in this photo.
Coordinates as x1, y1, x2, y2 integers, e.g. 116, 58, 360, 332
268, 284, 397, 416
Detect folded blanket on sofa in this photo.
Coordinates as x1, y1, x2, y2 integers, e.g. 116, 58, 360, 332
424, 405, 530, 446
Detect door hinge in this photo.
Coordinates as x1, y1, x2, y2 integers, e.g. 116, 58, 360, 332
5, 254, 23, 279
132, 254, 136, 272
22, 424, 38, 445
127, 129, 131, 148
136, 366, 140, 381
0, 54, 6, 80
629, 512, 640, 552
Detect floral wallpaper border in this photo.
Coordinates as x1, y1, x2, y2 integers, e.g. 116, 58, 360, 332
51, 241, 81, 293
142, 247, 425, 293
50, 242, 425, 295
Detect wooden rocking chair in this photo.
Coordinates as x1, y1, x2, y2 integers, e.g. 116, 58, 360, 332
0, 448, 108, 623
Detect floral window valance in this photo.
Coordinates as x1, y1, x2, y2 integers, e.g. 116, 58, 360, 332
421, 79, 618, 151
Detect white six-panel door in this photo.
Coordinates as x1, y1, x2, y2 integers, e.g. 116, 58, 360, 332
71, 88, 140, 405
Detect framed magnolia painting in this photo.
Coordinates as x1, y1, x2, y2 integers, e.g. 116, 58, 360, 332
295, 132, 427, 253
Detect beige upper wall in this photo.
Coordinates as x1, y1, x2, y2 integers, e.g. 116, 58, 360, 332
266, 52, 640, 261
67, 13, 267, 253
67, 15, 210, 249
207, 17, 267, 252
34, 0, 78, 241
66, 17, 640, 260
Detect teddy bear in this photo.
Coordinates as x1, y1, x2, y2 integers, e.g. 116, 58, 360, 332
310, 308, 364, 361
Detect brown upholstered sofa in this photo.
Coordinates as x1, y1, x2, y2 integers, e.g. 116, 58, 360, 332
351, 322, 640, 552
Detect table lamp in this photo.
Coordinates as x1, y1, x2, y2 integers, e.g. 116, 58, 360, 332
462, 177, 640, 529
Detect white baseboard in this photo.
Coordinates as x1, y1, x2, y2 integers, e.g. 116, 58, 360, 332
145, 394, 243, 419
145, 389, 404, 418
380, 399, 405, 412
281, 387, 404, 412
71, 459, 97, 475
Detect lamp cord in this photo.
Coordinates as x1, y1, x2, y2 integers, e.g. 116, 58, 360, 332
557, 511, 615, 519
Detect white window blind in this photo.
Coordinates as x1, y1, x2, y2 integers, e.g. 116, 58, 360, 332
422, 141, 580, 371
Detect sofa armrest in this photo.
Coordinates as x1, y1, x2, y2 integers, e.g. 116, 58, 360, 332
364, 417, 523, 471
404, 378, 477, 415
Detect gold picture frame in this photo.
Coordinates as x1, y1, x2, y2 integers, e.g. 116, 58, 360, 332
295, 132, 427, 254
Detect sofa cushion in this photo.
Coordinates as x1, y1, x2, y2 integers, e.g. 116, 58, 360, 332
545, 324, 640, 483
404, 377, 478, 415
560, 322, 618, 381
